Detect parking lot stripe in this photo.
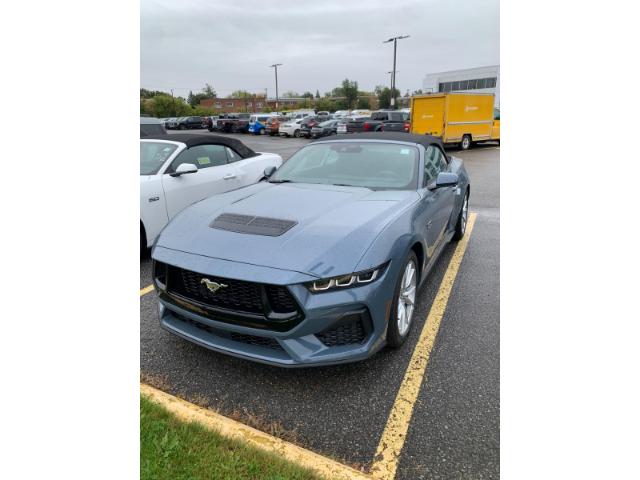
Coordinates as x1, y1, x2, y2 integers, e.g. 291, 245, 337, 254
140, 284, 154, 296
141, 383, 371, 480
370, 213, 477, 480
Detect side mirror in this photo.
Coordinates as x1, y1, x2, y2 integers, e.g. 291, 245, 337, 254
263, 166, 277, 178
428, 172, 459, 190
170, 163, 198, 177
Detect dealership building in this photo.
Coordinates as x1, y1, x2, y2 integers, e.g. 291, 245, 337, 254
423, 65, 500, 106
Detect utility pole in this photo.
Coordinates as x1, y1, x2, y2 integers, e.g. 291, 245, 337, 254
170, 88, 175, 116
269, 64, 282, 113
383, 35, 409, 109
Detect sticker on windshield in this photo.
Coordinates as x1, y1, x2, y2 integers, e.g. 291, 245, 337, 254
400, 149, 411, 155
197, 157, 211, 165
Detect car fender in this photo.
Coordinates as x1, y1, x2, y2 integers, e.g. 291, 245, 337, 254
353, 198, 424, 276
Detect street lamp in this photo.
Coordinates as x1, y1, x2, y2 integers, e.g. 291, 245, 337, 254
383, 35, 409, 109
269, 63, 282, 112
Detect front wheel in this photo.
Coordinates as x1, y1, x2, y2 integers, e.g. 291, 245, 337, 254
387, 251, 419, 348
452, 191, 469, 241
259, 128, 266, 135
293, 129, 301, 138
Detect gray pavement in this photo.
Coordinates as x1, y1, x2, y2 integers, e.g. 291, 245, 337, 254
140, 134, 499, 478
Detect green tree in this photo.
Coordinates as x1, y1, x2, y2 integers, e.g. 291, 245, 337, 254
230, 90, 252, 98
150, 94, 192, 117
356, 97, 371, 109
202, 83, 216, 98
315, 89, 320, 99
301, 91, 314, 98
375, 86, 401, 109
282, 90, 299, 98
341, 79, 359, 109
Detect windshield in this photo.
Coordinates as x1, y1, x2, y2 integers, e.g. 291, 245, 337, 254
140, 142, 179, 175
319, 120, 334, 127
270, 142, 419, 190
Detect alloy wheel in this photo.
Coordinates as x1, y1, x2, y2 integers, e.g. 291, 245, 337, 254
461, 194, 469, 234
397, 260, 417, 336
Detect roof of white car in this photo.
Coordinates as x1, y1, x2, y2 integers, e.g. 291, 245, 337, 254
144, 134, 257, 158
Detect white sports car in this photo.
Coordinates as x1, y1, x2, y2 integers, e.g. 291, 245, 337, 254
140, 134, 283, 251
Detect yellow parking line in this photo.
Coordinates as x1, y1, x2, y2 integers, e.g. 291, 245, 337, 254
141, 383, 370, 480
140, 284, 154, 296
370, 212, 477, 480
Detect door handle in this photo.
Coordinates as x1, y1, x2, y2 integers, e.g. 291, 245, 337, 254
223, 173, 236, 180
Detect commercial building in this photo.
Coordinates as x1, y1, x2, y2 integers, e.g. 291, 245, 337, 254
423, 65, 500, 106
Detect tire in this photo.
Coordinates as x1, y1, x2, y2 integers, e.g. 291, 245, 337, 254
294, 129, 301, 138
140, 222, 147, 257
179, 125, 186, 130
460, 134, 471, 150
387, 251, 419, 348
452, 190, 469, 241
259, 128, 266, 135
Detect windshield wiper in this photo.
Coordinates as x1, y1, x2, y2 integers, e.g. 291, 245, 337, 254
268, 179, 294, 184
331, 183, 369, 189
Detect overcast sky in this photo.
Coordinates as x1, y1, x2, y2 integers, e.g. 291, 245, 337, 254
141, 0, 499, 99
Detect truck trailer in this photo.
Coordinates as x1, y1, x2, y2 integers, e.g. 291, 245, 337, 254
410, 93, 500, 150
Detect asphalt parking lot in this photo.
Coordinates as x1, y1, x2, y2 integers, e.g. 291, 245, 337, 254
140, 130, 499, 479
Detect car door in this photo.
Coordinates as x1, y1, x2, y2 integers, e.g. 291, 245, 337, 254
161, 144, 239, 219
420, 145, 456, 258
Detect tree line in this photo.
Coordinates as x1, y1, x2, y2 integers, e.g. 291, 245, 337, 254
140, 79, 422, 117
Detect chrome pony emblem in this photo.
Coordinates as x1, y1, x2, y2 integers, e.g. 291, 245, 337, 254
200, 278, 228, 293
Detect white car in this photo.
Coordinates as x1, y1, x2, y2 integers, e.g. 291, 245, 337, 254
278, 118, 305, 137
333, 110, 350, 119
140, 134, 283, 250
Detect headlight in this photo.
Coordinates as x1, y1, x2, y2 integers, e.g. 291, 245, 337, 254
306, 263, 388, 293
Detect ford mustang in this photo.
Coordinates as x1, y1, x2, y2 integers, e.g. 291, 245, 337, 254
151, 132, 470, 367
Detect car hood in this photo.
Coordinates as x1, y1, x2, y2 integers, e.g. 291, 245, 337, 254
156, 182, 419, 278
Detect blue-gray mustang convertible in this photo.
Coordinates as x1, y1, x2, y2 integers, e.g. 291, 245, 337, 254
151, 132, 470, 367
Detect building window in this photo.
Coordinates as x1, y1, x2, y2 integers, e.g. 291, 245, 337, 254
256, 102, 263, 107
438, 77, 497, 92
215, 102, 222, 108
226, 102, 233, 107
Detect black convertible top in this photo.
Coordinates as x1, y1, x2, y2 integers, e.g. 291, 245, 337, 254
144, 134, 257, 159
315, 132, 444, 150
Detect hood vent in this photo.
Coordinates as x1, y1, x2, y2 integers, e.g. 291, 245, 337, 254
210, 213, 297, 237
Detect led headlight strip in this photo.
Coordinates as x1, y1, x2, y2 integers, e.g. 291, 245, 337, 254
307, 262, 389, 293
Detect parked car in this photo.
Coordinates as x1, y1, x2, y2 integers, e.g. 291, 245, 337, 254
177, 116, 204, 130
140, 134, 283, 252
140, 117, 166, 137
299, 116, 320, 138
164, 117, 179, 129
203, 116, 219, 130
150, 132, 470, 367
247, 114, 275, 135
283, 110, 315, 120
336, 115, 371, 134
358, 110, 411, 133
265, 116, 287, 136
279, 118, 306, 137
217, 113, 251, 133
309, 119, 339, 138
350, 109, 371, 117
333, 110, 350, 119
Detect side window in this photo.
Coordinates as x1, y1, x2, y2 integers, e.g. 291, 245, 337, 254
423, 146, 446, 186
225, 147, 242, 163
168, 145, 228, 172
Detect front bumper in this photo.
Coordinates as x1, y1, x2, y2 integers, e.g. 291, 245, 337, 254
152, 248, 397, 367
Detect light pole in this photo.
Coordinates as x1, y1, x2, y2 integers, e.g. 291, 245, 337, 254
269, 63, 282, 112
383, 35, 409, 109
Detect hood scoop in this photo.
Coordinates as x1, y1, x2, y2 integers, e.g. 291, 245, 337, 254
210, 213, 297, 237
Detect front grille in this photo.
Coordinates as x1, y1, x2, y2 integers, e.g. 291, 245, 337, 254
174, 313, 283, 351
166, 265, 297, 316
316, 320, 366, 347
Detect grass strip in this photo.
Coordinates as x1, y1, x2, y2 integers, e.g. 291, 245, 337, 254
141, 394, 321, 480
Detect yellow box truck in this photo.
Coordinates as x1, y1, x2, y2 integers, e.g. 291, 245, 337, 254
410, 93, 500, 150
